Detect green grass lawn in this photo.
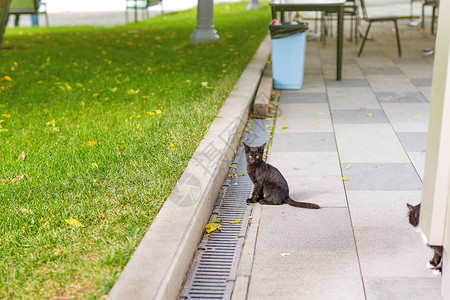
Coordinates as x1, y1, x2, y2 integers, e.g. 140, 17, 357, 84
0, 2, 270, 298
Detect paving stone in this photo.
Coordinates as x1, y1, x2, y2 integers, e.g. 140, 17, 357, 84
346, 190, 422, 228
341, 163, 422, 191
280, 91, 328, 103
397, 132, 428, 152
328, 87, 381, 110
364, 277, 443, 300
381, 103, 430, 132
410, 78, 433, 87
248, 207, 364, 299
247, 249, 364, 300
376, 91, 429, 103
332, 109, 389, 124
408, 151, 426, 180
365, 74, 417, 92
397, 64, 434, 79
334, 124, 410, 163
354, 226, 440, 278
267, 151, 341, 177
278, 103, 330, 118
360, 66, 402, 75
271, 133, 337, 152
325, 78, 370, 88
275, 106, 333, 133
285, 175, 348, 207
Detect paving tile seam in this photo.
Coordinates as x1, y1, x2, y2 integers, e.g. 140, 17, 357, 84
323, 73, 369, 300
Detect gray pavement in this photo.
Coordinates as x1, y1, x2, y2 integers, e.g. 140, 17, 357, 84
239, 16, 442, 300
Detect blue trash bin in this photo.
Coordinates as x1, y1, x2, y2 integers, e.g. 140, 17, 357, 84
270, 23, 308, 90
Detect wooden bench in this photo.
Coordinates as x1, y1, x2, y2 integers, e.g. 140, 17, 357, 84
125, 0, 163, 23
8, 0, 48, 27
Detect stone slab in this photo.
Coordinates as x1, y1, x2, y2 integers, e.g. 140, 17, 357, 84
332, 109, 389, 124
341, 163, 423, 191
271, 133, 337, 152
346, 190, 422, 228
334, 123, 411, 163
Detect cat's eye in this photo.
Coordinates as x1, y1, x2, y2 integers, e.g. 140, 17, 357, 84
249, 155, 252, 159
256, 156, 259, 159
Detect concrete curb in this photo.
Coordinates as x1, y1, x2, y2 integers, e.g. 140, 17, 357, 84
108, 35, 271, 300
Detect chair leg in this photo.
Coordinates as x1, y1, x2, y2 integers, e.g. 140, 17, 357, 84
349, 16, 354, 42
431, 5, 436, 34
394, 20, 402, 57
421, 2, 425, 29
358, 22, 371, 57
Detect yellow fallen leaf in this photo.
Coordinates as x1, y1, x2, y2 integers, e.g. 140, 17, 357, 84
4, 75, 12, 81
280, 253, 291, 256
155, 109, 163, 114
234, 182, 238, 185
205, 219, 222, 234
366, 113, 372, 117
230, 219, 241, 224
414, 116, 424, 119
299, 107, 304, 111
64, 83, 72, 91
281, 126, 289, 130
316, 113, 324, 116
110, 87, 118, 93
264, 130, 271, 132
93, 178, 101, 186
281, 118, 286, 120
2, 114, 11, 118
17, 151, 25, 161
65, 218, 85, 228
247, 203, 253, 206
317, 125, 320, 128
248, 130, 255, 134
345, 164, 350, 170
86, 141, 97, 146
185, 79, 191, 84
264, 125, 271, 128
148, 111, 156, 115
265, 118, 272, 121
20, 208, 33, 214
399, 111, 404, 114
360, 107, 367, 110
342, 177, 349, 181
91, 163, 98, 169
201, 82, 208, 87
92, 93, 99, 97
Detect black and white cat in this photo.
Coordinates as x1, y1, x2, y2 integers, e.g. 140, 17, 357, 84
244, 142, 319, 209
407, 203, 443, 276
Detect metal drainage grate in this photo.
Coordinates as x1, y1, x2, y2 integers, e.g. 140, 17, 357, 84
180, 109, 277, 300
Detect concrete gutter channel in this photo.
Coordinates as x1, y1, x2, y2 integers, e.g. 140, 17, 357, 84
108, 35, 271, 300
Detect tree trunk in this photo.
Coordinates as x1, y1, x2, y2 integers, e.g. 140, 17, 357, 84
0, 0, 12, 45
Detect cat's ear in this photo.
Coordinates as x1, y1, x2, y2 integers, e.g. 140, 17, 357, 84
258, 143, 267, 151
243, 142, 250, 151
407, 203, 414, 212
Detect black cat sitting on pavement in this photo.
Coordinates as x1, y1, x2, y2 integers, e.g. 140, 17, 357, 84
407, 203, 443, 276
244, 142, 319, 209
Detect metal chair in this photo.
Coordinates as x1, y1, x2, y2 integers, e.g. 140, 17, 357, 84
8, 0, 48, 27
321, 0, 359, 46
357, 0, 401, 57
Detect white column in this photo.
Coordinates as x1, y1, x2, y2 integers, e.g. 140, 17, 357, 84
190, 0, 219, 44
420, 1, 450, 297
247, 0, 260, 10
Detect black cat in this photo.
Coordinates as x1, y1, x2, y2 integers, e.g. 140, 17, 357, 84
407, 203, 443, 276
244, 142, 319, 209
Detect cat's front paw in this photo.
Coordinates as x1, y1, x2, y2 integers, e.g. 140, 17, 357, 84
259, 199, 269, 205
432, 267, 442, 277
246, 198, 256, 203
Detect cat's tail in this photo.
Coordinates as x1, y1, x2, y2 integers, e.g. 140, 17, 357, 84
286, 198, 320, 209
